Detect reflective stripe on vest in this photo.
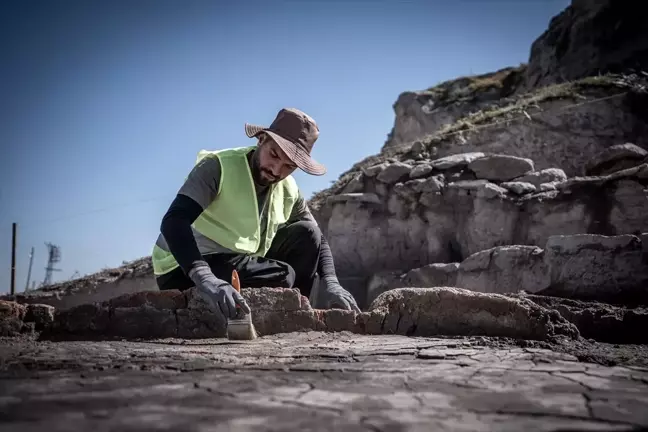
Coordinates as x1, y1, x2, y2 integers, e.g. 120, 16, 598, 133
151, 146, 299, 276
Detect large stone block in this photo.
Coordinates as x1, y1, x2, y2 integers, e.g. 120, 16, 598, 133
468, 155, 534, 181
456, 245, 548, 294
109, 306, 178, 339
366, 287, 579, 341
514, 168, 567, 187
609, 180, 648, 235
242, 287, 307, 312
430, 152, 485, 170
448, 232, 648, 306
586, 143, 648, 176
376, 161, 413, 184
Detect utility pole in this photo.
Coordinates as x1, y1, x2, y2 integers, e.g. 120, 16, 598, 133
10, 223, 17, 295
25, 246, 34, 292
43, 242, 62, 286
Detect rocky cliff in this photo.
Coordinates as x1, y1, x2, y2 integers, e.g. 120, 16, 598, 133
383, 65, 527, 150
379, 73, 648, 171
382, 0, 648, 153
524, 0, 648, 90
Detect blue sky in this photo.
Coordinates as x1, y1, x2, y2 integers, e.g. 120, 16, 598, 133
0, 0, 570, 292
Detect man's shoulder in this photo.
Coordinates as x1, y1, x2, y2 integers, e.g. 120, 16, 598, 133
196, 146, 251, 163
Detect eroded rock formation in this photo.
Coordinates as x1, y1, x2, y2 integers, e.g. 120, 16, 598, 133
380, 74, 648, 173
383, 65, 526, 150
382, 0, 648, 154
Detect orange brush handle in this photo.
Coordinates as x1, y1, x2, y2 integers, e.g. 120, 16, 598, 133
231, 269, 241, 292
231, 270, 243, 312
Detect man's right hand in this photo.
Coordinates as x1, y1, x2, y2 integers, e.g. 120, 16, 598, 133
188, 262, 250, 319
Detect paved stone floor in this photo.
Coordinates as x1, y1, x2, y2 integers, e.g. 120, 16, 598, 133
1, 332, 648, 431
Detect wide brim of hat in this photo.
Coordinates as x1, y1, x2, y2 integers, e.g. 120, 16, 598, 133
245, 123, 327, 176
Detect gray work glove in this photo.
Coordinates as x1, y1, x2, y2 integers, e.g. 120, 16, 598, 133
321, 278, 361, 313
188, 262, 250, 319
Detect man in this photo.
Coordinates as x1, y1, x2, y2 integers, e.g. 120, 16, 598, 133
151, 107, 360, 320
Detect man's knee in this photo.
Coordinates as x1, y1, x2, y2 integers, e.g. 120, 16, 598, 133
283, 263, 296, 288
264, 258, 296, 288
283, 220, 321, 248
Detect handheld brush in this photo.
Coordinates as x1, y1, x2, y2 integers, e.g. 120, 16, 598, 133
226, 269, 258, 341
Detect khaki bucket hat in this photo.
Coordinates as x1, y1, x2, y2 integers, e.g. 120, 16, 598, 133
245, 108, 326, 176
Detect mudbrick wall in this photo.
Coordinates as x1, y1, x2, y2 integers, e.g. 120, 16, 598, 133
2, 284, 648, 345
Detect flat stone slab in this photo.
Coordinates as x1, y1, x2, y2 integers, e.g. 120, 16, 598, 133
1, 332, 648, 431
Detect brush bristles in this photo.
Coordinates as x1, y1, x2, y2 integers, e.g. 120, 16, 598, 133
227, 316, 258, 340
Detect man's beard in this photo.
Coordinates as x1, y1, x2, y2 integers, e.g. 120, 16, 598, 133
253, 169, 277, 186
251, 161, 278, 186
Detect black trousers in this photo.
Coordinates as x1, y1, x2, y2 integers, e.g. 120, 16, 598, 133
156, 220, 322, 298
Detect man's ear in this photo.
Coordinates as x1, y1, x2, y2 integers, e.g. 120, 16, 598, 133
257, 133, 268, 147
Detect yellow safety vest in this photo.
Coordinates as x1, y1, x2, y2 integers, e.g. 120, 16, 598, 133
151, 145, 299, 275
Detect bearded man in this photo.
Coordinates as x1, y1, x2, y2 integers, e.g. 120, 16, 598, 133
151, 108, 360, 319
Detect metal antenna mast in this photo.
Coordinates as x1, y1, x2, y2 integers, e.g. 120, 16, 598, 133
43, 242, 62, 286
25, 246, 35, 291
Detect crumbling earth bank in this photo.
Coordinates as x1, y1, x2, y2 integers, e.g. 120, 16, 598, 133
2, 333, 648, 431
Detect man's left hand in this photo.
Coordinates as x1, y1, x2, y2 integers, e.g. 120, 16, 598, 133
321, 283, 361, 313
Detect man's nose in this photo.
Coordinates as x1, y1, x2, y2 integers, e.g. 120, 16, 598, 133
269, 164, 281, 177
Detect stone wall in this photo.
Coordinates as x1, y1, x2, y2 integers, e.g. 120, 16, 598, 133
315, 149, 647, 308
